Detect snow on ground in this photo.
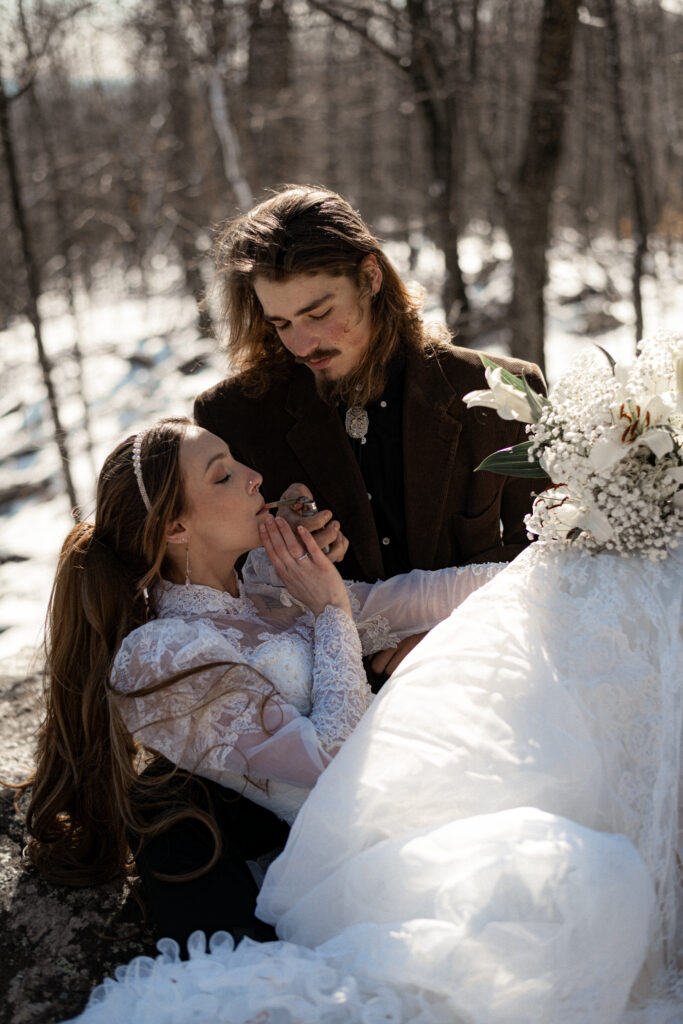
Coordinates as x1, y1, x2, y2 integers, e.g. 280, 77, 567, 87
0, 232, 681, 669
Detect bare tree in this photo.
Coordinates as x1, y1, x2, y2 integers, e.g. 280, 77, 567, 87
474, 0, 580, 374
306, 0, 470, 331
601, 0, 650, 342
17, 0, 97, 483
0, 66, 79, 514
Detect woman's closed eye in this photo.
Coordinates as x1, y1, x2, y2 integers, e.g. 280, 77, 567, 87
216, 472, 231, 484
310, 309, 330, 321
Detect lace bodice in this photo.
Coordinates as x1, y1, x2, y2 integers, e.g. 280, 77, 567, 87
111, 553, 502, 821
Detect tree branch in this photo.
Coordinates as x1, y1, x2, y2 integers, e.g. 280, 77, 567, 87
305, 0, 404, 68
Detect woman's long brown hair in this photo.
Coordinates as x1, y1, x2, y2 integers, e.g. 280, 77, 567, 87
16, 417, 228, 886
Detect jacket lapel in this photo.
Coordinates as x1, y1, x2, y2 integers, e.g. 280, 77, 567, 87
403, 350, 463, 568
285, 371, 384, 580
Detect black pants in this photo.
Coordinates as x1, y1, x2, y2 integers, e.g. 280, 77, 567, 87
129, 765, 290, 952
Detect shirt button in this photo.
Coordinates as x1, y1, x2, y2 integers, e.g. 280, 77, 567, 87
367, 492, 372, 501
380, 400, 387, 408
381, 536, 391, 546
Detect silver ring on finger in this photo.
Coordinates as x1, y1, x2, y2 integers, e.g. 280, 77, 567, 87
296, 552, 310, 561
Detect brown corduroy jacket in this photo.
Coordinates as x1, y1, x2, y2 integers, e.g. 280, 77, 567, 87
194, 345, 547, 583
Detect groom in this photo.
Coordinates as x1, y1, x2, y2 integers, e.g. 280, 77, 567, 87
196, 185, 546, 592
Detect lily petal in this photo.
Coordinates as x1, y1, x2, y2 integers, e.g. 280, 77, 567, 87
636, 429, 674, 459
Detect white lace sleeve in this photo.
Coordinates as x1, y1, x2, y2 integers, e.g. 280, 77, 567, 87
347, 564, 506, 656
309, 605, 373, 750
110, 618, 343, 791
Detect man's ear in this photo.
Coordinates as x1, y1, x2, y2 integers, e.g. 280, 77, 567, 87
166, 521, 188, 545
360, 253, 382, 297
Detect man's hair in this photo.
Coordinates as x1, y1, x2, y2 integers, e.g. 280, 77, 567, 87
212, 184, 450, 405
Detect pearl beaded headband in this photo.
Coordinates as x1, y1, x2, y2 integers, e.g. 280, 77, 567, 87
132, 431, 152, 512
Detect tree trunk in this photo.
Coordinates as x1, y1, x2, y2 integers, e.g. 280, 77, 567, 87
504, 0, 580, 375
159, 0, 213, 336
18, 46, 97, 483
246, 0, 293, 192
602, 0, 649, 343
405, 0, 468, 331
0, 74, 80, 516
208, 69, 253, 211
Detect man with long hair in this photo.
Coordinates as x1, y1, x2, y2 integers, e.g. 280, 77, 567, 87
196, 185, 545, 668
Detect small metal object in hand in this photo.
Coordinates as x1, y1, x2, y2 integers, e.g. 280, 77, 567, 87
263, 495, 329, 554
263, 495, 318, 514
296, 552, 310, 561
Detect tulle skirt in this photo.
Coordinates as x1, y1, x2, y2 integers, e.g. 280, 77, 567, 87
67, 543, 683, 1023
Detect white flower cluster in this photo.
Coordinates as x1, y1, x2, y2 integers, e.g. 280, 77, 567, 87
526, 333, 683, 559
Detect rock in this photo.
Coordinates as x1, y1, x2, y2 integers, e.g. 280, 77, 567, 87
0, 657, 157, 1024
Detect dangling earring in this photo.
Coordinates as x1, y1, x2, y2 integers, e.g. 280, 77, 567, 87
184, 542, 191, 589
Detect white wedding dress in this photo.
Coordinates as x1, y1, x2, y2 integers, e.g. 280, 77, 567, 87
65, 540, 683, 1024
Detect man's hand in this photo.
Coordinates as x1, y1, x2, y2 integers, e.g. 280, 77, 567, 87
275, 483, 349, 564
370, 632, 428, 678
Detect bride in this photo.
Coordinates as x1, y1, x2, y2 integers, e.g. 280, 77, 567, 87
64, 333, 682, 1023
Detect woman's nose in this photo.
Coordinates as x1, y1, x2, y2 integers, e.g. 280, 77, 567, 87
248, 473, 263, 493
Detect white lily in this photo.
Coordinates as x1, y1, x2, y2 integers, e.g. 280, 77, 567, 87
552, 498, 613, 543
551, 499, 588, 538
589, 427, 675, 472
530, 487, 614, 544
463, 367, 534, 423
581, 505, 615, 543
588, 389, 676, 472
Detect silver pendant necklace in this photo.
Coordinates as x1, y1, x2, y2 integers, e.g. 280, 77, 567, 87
345, 384, 369, 445
345, 405, 369, 445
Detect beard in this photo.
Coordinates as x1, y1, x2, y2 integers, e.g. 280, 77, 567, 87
294, 349, 353, 405
314, 372, 349, 406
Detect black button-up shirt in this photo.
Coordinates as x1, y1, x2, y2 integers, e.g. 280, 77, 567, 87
342, 355, 410, 578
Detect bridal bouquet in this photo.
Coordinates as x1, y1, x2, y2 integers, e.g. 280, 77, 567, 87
464, 332, 683, 559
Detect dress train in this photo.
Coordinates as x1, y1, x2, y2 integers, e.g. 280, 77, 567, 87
66, 543, 683, 1023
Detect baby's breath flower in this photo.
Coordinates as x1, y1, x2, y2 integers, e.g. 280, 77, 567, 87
520, 334, 683, 559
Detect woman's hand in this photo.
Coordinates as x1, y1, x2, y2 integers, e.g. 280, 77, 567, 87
260, 516, 352, 618
275, 483, 349, 564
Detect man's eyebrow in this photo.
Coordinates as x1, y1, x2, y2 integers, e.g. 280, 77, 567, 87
264, 292, 334, 322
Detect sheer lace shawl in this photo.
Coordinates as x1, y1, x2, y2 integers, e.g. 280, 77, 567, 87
111, 555, 502, 821
242, 548, 503, 657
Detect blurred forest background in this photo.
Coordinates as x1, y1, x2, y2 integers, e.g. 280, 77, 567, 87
0, 0, 681, 513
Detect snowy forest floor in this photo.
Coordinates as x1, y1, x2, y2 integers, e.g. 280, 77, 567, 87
0, 229, 681, 1022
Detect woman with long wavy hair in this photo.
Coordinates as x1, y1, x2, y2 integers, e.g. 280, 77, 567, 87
19, 415, 492, 950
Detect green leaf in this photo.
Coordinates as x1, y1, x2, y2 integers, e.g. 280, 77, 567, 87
592, 343, 616, 373
520, 373, 550, 423
476, 440, 549, 478
479, 353, 526, 393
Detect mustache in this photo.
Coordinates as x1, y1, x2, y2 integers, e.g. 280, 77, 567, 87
295, 348, 341, 366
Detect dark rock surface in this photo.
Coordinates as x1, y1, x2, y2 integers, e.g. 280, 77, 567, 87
0, 654, 157, 1024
